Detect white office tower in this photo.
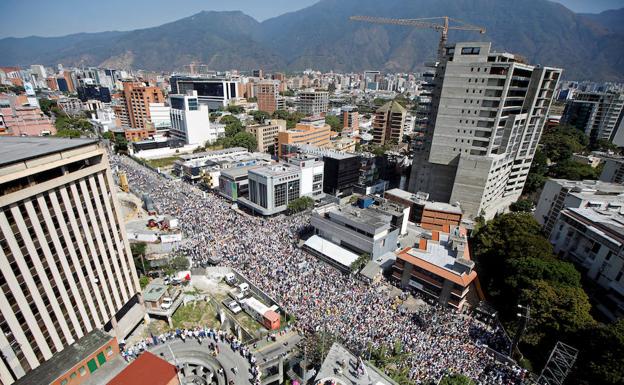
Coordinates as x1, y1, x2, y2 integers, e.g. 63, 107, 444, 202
409, 42, 561, 219
169, 90, 213, 145
0, 137, 142, 384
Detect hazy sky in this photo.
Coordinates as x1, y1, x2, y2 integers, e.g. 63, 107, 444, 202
0, 0, 622, 38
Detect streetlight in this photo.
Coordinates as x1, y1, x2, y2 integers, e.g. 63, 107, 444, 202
510, 304, 530, 358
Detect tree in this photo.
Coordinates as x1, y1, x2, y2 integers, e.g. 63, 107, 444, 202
591, 138, 619, 153
439, 374, 475, 385
324, 115, 342, 132
520, 280, 594, 347
139, 276, 150, 289
226, 105, 244, 114
279, 90, 295, 97
251, 110, 271, 124
102, 131, 114, 141
55, 129, 83, 138
572, 320, 624, 385
115, 137, 129, 154
169, 256, 190, 272
131, 242, 147, 275
523, 149, 548, 194
350, 253, 370, 273
39, 98, 57, 116
509, 199, 534, 213
549, 159, 601, 180
221, 115, 244, 137
272, 109, 289, 120
541, 125, 588, 162
287, 196, 314, 214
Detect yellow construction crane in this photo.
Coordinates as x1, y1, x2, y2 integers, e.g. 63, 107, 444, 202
350, 16, 486, 61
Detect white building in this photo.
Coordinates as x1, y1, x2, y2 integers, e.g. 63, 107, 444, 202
169, 90, 213, 145
534, 178, 624, 237
239, 156, 324, 216
148, 103, 171, 131
92, 107, 118, 133
550, 207, 624, 320
409, 42, 562, 219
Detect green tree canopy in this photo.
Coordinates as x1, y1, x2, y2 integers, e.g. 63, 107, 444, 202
55, 129, 83, 138
572, 320, 624, 385
251, 110, 271, 124
520, 280, 594, 347
287, 196, 314, 214
541, 125, 588, 162
509, 199, 534, 213
549, 159, 601, 180
324, 115, 342, 132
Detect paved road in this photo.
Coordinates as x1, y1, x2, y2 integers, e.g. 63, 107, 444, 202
150, 339, 254, 385
253, 332, 302, 363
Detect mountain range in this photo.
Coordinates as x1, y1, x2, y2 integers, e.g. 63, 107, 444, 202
1, 0, 623, 81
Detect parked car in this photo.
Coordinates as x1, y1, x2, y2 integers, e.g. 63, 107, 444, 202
225, 300, 242, 314
225, 273, 237, 286
161, 297, 173, 310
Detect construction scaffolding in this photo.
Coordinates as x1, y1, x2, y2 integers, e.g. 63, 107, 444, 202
537, 341, 578, 385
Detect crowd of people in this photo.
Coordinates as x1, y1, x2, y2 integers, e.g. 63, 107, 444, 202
111, 155, 529, 384
121, 326, 261, 384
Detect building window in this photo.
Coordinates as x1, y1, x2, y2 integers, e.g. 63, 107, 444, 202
274, 183, 287, 207
61, 380, 68, 385
106, 346, 113, 356
79, 366, 87, 376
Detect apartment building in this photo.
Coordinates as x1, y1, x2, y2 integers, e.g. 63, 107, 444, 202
341, 105, 359, 134
277, 118, 331, 157
256, 80, 282, 114
562, 91, 624, 143
409, 42, 562, 219
169, 76, 238, 110
550, 208, 624, 320
246, 119, 287, 153
372, 101, 407, 146
122, 81, 165, 129
296, 90, 329, 116
600, 156, 624, 184
0, 137, 142, 384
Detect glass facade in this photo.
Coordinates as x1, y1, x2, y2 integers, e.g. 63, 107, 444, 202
274, 183, 287, 207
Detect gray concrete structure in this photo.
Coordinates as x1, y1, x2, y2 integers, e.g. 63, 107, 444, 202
315, 343, 398, 385
296, 90, 329, 116
534, 179, 624, 237
311, 203, 400, 259
409, 42, 562, 219
0, 137, 142, 384
600, 156, 624, 184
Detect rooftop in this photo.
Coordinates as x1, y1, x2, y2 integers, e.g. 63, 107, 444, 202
251, 163, 300, 178
142, 283, 168, 302
563, 208, 624, 246
385, 188, 463, 214
107, 352, 178, 385
0, 136, 98, 167
322, 203, 392, 230
14, 330, 114, 385
304, 235, 359, 269
315, 343, 398, 385
220, 164, 261, 179
551, 178, 624, 196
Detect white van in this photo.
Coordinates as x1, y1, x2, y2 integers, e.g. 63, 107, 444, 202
238, 283, 249, 293
225, 273, 237, 286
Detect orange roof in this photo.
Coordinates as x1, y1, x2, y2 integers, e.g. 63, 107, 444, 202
431, 231, 440, 242
264, 310, 280, 323
418, 239, 428, 250
108, 352, 178, 385
397, 248, 477, 287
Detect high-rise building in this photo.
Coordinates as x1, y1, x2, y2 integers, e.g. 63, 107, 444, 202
0, 137, 142, 384
372, 101, 406, 146
62, 71, 76, 93
277, 118, 332, 157
169, 76, 239, 110
409, 42, 562, 219
122, 81, 165, 129
341, 105, 359, 134
246, 119, 287, 153
296, 90, 329, 116
77, 85, 111, 103
169, 90, 213, 145
256, 81, 281, 114
561, 91, 624, 144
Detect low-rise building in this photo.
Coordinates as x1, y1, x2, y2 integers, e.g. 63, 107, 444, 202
0, 105, 56, 136
535, 179, 624, 237
310, 202, 400, 259
246, 119, 287, 153
107, 351, 179, 385
385, 188, 463, 230
315, 343, 398, 385
277, 117, 331, 157
550, 207, 624, 320
238, 157, 324, 216
392, 225, 477, 310
218, 165, 260, 201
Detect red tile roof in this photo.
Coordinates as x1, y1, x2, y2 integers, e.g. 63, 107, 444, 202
108, 352, 178, 385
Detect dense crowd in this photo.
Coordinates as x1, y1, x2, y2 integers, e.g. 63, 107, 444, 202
121, 327, 261, 384
111, 155, 529, 384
